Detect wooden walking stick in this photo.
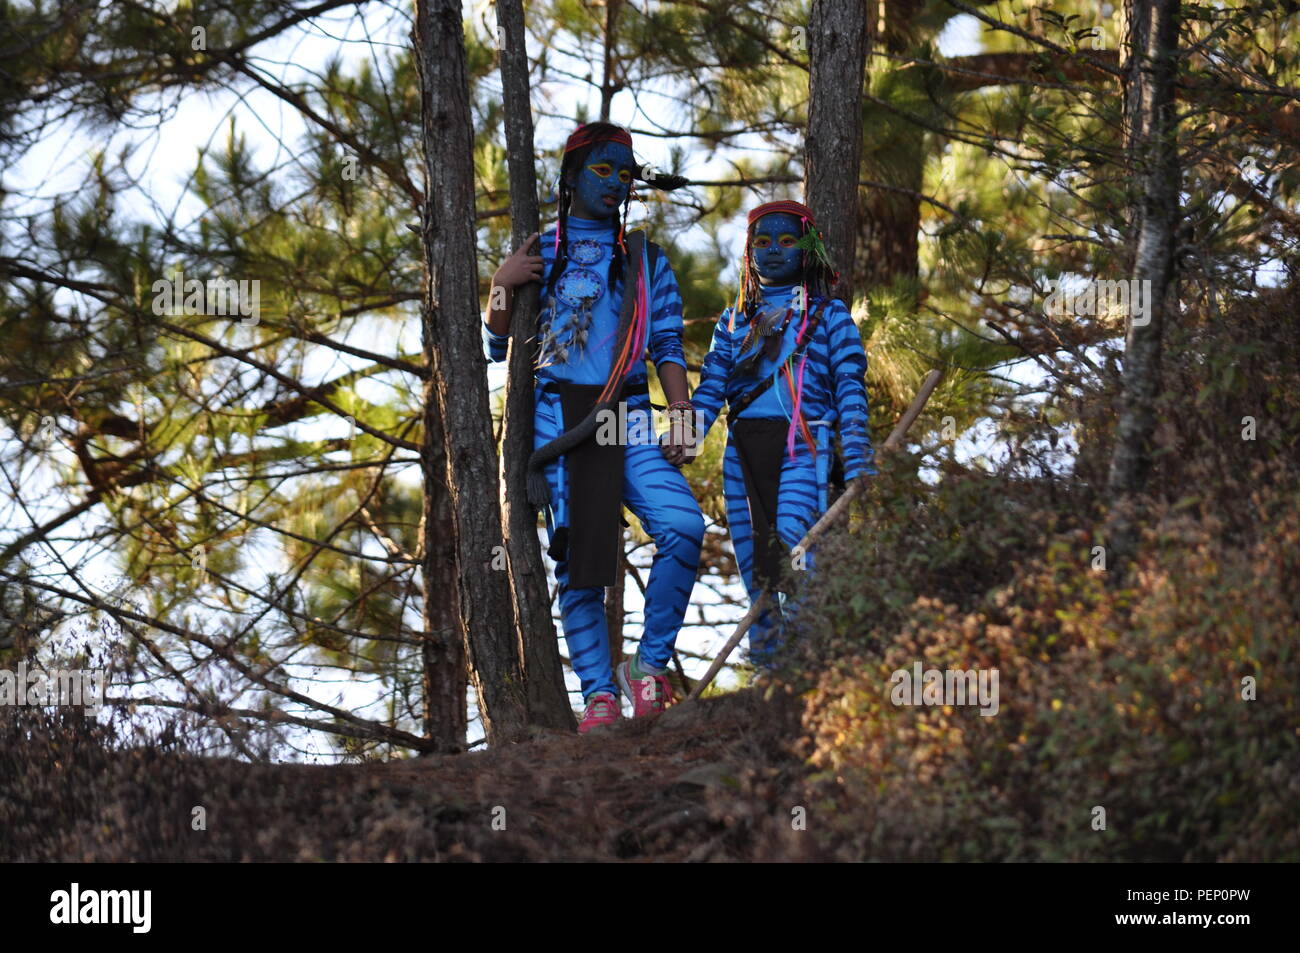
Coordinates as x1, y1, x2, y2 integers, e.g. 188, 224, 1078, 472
687, 368, 944, 700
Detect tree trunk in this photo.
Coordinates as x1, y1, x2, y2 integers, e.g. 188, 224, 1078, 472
414, 0, 528, 746
804, 0, 870, 306
600, 0, 622, 121
855, 149, 923, 295
1106, 0, 1181, 550
495, 0, 576, 732
853, 0, 920, 298
419, 406, 467, 751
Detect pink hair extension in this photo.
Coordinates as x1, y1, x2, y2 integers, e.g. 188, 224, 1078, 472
783, 292, 816, 462
785, 353, 807, 460
597, 249, 651, 404
632, 251, 650, 359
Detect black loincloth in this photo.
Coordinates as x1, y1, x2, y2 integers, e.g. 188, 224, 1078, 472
731, 417, 790, 592
547, 380, 646, 588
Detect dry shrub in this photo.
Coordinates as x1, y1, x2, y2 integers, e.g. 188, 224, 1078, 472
790, 484, 1298, 860
770, 284, 1300, 861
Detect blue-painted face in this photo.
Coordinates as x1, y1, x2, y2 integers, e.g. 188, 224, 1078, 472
750, 212, 805, 285
567, 141, 635, 220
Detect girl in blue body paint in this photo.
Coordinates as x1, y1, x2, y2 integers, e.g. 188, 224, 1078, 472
484, 123, 702, 733
691, 200, 875, 664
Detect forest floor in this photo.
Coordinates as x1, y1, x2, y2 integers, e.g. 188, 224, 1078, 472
11, 688, 816, 862
246, 689, 814, 862
312, 689, 810, 862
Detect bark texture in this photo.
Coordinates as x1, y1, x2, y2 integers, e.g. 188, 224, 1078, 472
495, 0, 576, 731
419, 406, 467, 751
805, 0, 870, 306
414, 0, 528, 745
1106, 0, 1181, 550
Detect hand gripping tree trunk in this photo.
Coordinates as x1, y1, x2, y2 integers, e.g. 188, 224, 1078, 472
494, 0, 576, 731
804, 0, 870, 307
1106, 0, 1181, 564
414, 0, 528, 745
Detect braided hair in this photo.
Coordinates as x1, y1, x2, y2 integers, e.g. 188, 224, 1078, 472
733, 199, 839, 331
546, 122, 688, 306
731, 200, 841, 462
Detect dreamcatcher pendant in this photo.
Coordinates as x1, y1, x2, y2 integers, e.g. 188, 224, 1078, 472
538, 296, 569, 367
538, 239, 607, 367
554, 266, 604, 361
572, 300, 591, 353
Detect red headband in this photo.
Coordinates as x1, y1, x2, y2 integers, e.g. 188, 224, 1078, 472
564, 123, 633, 154
747, 200, 815, 228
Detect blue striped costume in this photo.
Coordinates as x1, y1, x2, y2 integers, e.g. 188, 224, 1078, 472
691, 284, 874, 661
484, 215, 703, 700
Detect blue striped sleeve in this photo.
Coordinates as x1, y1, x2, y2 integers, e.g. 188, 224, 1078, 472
691, 310, 734, 438
483, 319, 509, 362
646, 246, 686, 371
825, 301, 875, 479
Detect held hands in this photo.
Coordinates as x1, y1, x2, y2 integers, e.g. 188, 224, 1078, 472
659, 403, 699, 468
492, 232, 543, 290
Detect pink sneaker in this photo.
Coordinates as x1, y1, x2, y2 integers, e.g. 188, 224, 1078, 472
577, 691, 621, 735
616, 659, 674, 719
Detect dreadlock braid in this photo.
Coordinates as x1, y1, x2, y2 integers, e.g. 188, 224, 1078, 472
738, 213, 838, 325
609, 187, 630, 292
545, 122, 637, 306
730, 201, 842, 463
545, 176, 572, 307
546, 121, 691, 307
